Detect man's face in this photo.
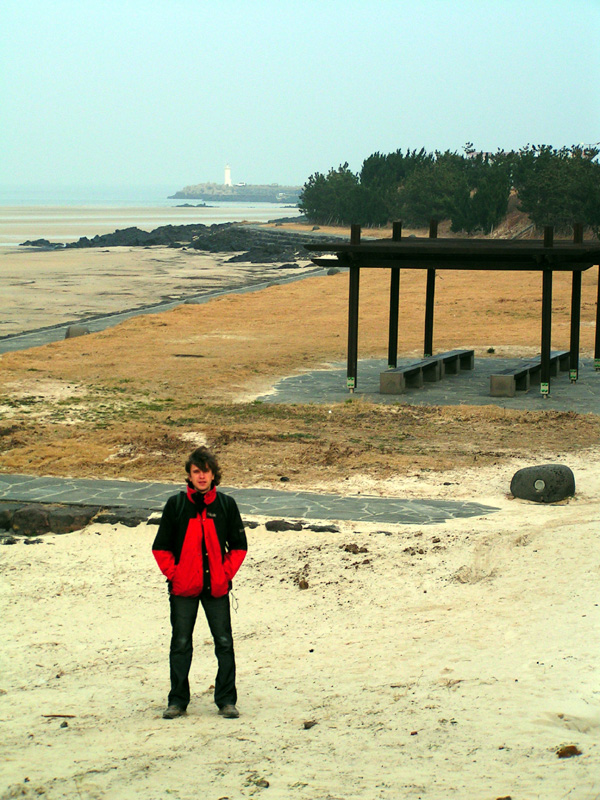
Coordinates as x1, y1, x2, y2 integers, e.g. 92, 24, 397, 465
189, 463, 214, 493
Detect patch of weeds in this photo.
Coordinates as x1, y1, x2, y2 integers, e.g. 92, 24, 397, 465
12, 396, 45, 407
278, 432, 319, 441
139, 402, 170, 412
56, 397, 87, 406
164, 416, 197, 427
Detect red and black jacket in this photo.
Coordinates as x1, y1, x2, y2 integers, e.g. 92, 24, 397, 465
152, 486, 247, 598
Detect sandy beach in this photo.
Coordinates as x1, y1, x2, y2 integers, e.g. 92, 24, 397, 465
2, 455, 599, 799
0, 245, 317, 337
1, 208, 599, 799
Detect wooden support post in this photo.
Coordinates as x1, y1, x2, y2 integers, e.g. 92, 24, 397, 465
541, 226, 554, 396
387, 221, 402, 369
596, 264, 600, 371
388, 269, 400, 369
424, 219, 438, 357
347, 225, 361, 391
348, 267, 360, 392
570, 223, 583, 382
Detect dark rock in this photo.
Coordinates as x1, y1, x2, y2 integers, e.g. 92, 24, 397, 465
0, 502, 22, 530
1, 536, 17, 545
94, 509, 151, 527
279, 476, 290, 482
243, 520, 259, 529
265, 519, 303, 532
510, 464, 575, 504
24, 222, 325, 272
65, 324, 90, 339
11, 505, 51, 536
11, 504, 99, 535
64, 223, 212, 249
48, 506, 99, 534
307, 524, 340, 533
23, 538, 44, 545
19, 238, 63, 249
341, 543, 368, 553
556, 745, 582, 758
327, 267, 340, 276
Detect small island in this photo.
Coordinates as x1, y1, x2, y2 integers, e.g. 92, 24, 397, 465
169, 183, 301, 204
170, 167, 301, 204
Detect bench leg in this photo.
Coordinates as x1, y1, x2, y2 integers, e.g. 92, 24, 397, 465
380, 372, 407, 394
490, 375, 517, 397
405, 369, 425, 389
459, 352, 475, 370
444, 356, 459, 375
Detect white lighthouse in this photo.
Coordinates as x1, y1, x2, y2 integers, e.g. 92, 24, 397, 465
224, 164, 232, 187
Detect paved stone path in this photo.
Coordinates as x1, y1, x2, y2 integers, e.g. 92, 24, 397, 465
0, 474, 498, 526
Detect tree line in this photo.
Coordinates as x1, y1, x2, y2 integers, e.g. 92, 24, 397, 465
299, 144, 600, 235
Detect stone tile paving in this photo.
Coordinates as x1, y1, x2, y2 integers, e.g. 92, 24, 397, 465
259, 357, 600, 414
0, 474, 498, 526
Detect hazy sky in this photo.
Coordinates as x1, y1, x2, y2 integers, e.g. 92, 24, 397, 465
2, 0, 599, 191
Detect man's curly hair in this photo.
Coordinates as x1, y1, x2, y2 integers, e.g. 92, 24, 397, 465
185, 446, 222, 486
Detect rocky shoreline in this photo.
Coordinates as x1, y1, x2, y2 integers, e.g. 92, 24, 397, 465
19, 220, 335, 265
0, 500, 338, 542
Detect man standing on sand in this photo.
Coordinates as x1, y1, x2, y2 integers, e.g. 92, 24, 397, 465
152, 446, 247, 720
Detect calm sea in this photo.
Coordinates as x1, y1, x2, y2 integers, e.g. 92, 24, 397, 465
0, 185, 302, 246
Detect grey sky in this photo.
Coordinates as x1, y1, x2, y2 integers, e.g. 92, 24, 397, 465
2, 0, 598, 191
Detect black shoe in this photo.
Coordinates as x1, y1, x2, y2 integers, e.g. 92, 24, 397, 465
218, 704, 240, 719
162, 705, 185, 719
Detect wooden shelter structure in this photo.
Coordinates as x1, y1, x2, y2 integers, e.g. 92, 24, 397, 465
305, 222, 600, 397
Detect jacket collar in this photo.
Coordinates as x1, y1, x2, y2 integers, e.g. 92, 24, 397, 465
186, 483, 217, 505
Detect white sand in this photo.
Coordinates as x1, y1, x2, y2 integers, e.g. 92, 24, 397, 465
1, 455, 599, 799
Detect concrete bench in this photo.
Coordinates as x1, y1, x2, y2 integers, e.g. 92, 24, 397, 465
380, 357, 442, 394
490, 350, 570, 397
527, 350, 570, 377
380, 349, 474, 394
439, 348, 475, 374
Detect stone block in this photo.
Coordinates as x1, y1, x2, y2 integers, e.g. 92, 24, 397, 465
380, 370, 407, 394
11, 505, 51, 536
0, 502, 22, 530
265, 519, 303, 532
490, 374, 517, 397
48, 506, 98, 534
510, 464, 575, 504
94, 509, 151, 527
65, 324, 90, 339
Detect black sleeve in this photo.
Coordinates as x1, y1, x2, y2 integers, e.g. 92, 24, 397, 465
226, 496, 247, 552
152, 495, 177, 552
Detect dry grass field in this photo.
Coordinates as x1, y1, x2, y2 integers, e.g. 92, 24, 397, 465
1, 243, 598, 489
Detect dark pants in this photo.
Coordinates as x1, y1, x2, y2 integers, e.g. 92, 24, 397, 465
168, 593, 237, 711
